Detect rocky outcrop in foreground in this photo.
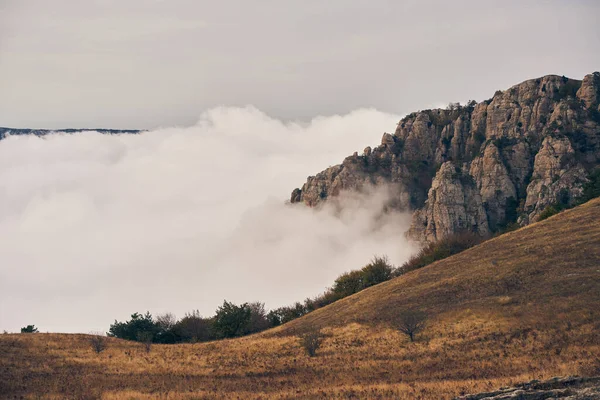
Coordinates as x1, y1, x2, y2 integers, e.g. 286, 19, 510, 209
291, 72, 600, 242
456, 376, 600, 400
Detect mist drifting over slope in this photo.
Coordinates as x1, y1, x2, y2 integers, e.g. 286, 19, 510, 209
0, 106, 416, 333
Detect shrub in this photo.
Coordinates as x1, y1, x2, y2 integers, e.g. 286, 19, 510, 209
333, 255, 396, 298
172, 311, 213, 343
247, 302, 270, 334
89, 333, 107, 354
213, 301, 252, 338
108, 312, 160, 342
400, 231, 484, 274
299, 327, 325, 357
360, 256, 394, 288
396, 310, 428, 342
332, 270, 365, 298
268, 302, 307, 326
538, 205, 560, 221
20, 325, 38, 333
137, 331, 153, 353
303, 289, 339, 313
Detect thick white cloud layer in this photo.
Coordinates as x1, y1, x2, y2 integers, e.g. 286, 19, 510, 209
0, 107, 416, 333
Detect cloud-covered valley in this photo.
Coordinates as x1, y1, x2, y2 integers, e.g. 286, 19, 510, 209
0, 107, 416, 332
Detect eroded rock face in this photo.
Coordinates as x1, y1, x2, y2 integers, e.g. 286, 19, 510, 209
455, 376, 600, 400
409, 162, 489, 242
291, 73, 600, 242
522, 136, 588, 224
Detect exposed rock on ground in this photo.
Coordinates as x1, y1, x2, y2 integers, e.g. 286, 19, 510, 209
455, 376, 600, 399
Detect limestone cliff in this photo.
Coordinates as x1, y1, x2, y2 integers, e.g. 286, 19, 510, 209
291, 72, 600, 242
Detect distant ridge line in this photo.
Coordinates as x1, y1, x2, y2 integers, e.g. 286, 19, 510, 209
0, 127, 142, 140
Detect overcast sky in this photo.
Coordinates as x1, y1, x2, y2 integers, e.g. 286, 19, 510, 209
0, 1, 599, 333
1, 0, 599, 129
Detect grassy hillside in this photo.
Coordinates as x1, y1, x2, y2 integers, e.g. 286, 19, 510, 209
2, 199, 600, 399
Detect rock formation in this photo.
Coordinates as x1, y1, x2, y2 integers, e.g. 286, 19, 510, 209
291, 72, 600, 242
455, 376, 600, 400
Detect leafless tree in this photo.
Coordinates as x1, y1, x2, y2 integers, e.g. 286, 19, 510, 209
137, 331, 153, 353
299, 326, 325, 357
176, 310, 211, 342
89, 332, 108, 354
156, 312, 176, 331
248, 302, 270, 333
397, 310, 428, 342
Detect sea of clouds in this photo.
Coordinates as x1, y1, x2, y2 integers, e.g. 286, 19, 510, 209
0, 106, 417, 333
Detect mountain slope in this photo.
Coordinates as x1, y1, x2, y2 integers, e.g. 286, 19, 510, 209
291, 72, 600, 242
276, 197, 600, 334
2, 199, 599, 399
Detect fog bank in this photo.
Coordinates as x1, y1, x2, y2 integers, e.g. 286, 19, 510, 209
0, 107, 416, 332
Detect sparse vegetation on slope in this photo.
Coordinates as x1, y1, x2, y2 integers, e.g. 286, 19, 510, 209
2, 198, 600, 399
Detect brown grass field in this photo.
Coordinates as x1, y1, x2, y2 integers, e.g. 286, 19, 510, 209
2, 199, 600, 399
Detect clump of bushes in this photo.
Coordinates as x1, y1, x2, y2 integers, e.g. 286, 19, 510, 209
20, 325, 38, 333
108, 300, 271, 345
400, 231, 484, 274
298, 326, 325, 357
331, 256, 395, 298
89, 334, 107, 353
538, 205, 561, 221
267, 256, 397, 327
107, 233, 492, 346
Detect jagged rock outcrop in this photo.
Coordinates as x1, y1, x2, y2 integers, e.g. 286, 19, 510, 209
291, 72, 600, 242
455, 376, 600, 400
409, 162, 489, 242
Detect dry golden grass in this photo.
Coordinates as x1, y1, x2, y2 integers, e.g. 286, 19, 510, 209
2, 199, 600, 399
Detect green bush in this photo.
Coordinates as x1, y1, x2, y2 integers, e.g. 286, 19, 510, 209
332, 256, 396, 298
108, 312, 160, 342
360, 256, 394, 287
213, 301, 252, 338
20, 325, 38, 333
332, 270, 365, 298
400, 231, 484, 274
538, 205, 560, 221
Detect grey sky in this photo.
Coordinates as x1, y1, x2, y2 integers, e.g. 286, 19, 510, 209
1, 0, 598, 129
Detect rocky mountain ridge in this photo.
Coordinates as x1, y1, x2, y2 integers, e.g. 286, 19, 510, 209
291, 72, 600, 242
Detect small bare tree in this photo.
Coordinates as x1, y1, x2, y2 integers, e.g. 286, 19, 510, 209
156, 312, 176, 331
137, 331, 153, 353
89, 332, 108, 354
397, 310, 428, 342
299, 326, 325, 357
